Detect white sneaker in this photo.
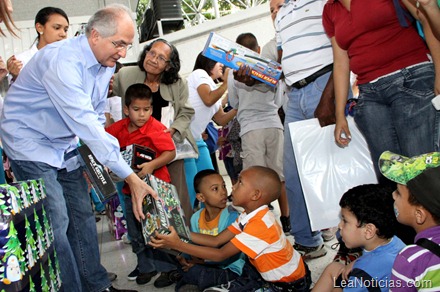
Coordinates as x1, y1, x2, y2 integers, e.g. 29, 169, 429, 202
121, 233, 131, 244
321, 227, 338, 242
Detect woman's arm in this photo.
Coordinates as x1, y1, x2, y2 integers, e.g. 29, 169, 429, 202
212, 107, 237, 127
197, 68, 230, 107
331, 37, 352, 147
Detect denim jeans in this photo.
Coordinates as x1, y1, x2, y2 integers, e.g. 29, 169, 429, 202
184, 139, 214, 208
283, 72, 333, 247
355, 63, 439, 180
175, 264, 239, 291
123, 195, 177, 274
10, 160, 110, 292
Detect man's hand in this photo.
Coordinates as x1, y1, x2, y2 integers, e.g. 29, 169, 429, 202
233, 65, 256, 87
125, 172, 157, 221
314, 72, 336, 127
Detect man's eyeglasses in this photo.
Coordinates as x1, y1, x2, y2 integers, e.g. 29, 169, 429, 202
111, 41, 133, 51
146, 51, 170, 65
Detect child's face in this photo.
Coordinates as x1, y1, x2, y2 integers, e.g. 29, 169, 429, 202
392, 184, 414, 226
124, 98, 152, 130
231, 169, 254, 208
338, 207, 364, 249
198, 174, 228, 209
210, 62, 224, 80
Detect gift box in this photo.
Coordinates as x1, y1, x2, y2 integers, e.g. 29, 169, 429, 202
141, 175, 191, 255
77, 145, 118, 203
203, 32, 282, 86
105, 196, 127, 240
0, 179, 62, 291
120, 144, 156, 172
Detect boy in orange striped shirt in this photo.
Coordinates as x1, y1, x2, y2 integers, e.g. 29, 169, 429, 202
150, 166, 311, 291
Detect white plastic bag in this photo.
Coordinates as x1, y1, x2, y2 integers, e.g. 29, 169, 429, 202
288, 117, 377, 231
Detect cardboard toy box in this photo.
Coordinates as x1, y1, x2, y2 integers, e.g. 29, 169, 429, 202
120, 144, 156, 172
141, 175, 191, 255
0, 179, 62, 291
77, 145, 118, 203
105, 196, 128, 240
203, 32, 282, 86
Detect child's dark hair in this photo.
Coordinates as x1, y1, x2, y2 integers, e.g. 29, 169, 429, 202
124, 83, 153, 107
193, 52, 217, 77
194, 169, 219, 193
340, 184, 397, 239
236, 33, 258, 51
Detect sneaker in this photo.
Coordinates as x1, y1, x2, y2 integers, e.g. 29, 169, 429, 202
127, 266, 139, 281
332, 241, 362, 265
121, 233, 131, 244
153, 270, 182, 288
107, 272, 117, 282
321, 227, 338, 242
136, 271, 158, 285
293, 243, 327, 260
279, 216, 291, 234
178, 284, 200, 292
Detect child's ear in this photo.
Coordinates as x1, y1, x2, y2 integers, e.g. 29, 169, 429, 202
415, 206, 428, 225
364, 223, 377, 240
123, 105, 129, 116
251, 189, 262, 201
196, 192, 205, 203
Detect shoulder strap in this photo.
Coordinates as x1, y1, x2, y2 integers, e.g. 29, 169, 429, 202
392, 0, 415, 28
350, 268, 382, 292
416, 238, 440, 257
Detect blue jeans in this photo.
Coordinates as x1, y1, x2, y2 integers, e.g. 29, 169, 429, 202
123, 195, 177, 274
184, 139, 214, 208
10, 160, 109, 292
284, 72, 334, 247
355, 63, 439, 179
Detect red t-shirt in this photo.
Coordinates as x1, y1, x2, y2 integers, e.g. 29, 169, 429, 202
106, 117, 175, 194
323, 0, 429, 84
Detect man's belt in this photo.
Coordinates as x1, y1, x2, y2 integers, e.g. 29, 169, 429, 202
292, 64, 333, 89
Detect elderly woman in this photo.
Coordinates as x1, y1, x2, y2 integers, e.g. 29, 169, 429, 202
112, 39, 195, 288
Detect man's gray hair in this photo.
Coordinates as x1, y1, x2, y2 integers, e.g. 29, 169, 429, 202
85, 4, 132, 38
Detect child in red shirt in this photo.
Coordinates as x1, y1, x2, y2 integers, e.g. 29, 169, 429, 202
106, 83, 177, 285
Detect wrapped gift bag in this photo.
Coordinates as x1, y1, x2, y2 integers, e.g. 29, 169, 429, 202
288, 117, 377, 231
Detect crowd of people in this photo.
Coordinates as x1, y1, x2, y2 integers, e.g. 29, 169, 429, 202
0, 0, 439, 291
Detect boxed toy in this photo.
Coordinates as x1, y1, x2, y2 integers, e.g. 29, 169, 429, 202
120, 144, 156, 171
0, 179, 62, 291
106, 196, 128, 240
77, 145, 118, 203
203, 32, 282, 86
141, 175, 191, 255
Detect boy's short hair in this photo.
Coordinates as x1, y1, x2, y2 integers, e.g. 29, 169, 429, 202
340, 184, 396, 239
193, 169, 219, 193
124, 83, 153, 107
236, 33, 259, 51
247, 166, 281, 202
379, 151, 440, 219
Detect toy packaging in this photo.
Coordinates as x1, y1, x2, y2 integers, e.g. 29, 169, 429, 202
203, 32, 282, 87
105, 196, 128, 240
141, 175, 191, 255
120, 144, 156, 172
77, 144, 118, 203
0, 179, 62, 291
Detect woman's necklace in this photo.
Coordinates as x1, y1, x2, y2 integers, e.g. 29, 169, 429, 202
145, 79, 160, 92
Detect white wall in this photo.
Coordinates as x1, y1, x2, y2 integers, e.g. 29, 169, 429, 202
0, 3, 273, 78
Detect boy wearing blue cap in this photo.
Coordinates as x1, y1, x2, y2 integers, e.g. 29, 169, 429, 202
379, 151, 440, 291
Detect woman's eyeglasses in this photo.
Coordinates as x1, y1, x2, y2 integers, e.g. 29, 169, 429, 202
146, 51, 170, 65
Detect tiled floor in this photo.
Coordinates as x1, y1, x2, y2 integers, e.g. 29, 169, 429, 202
97, 168, 339, 291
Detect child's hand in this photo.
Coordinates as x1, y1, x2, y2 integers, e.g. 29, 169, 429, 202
341, 260, 356, 280
149, 226, 181, 250
136, 162, 154, 179
177, 255, 195, 272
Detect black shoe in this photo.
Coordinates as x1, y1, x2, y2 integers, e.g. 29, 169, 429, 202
102, 286, 138, 292
153, 270, 182, 288
127, 266, 139, 281
280, 216, 291, 234
136, 271, 158, 285
108, 272, 117, 282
